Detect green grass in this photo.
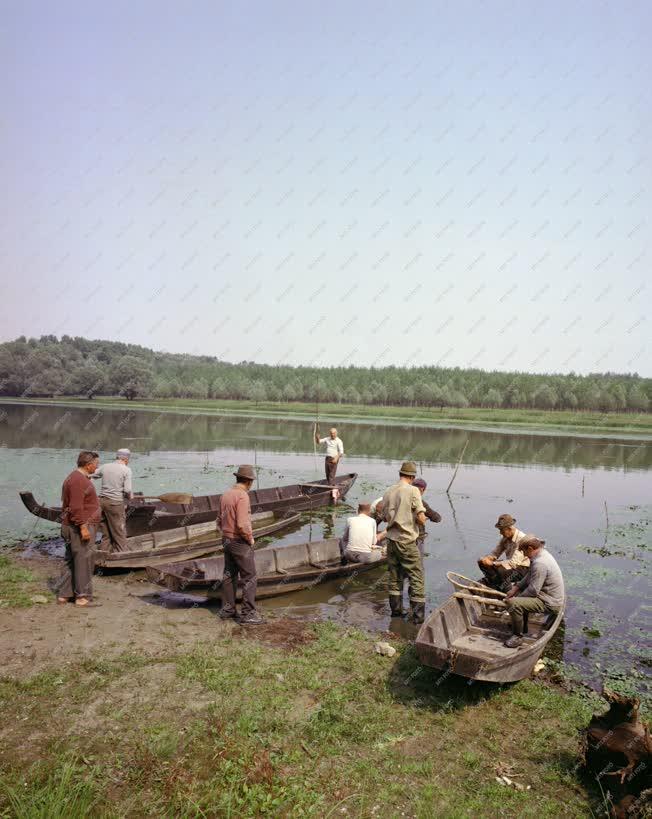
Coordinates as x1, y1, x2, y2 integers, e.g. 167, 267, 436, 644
0, 555, 42, 608
1, 395, 651, 437
0, 624, 608, 817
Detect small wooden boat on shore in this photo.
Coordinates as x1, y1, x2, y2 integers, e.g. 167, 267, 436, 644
95, 510, 301, 570
145, 538, 386, 599
19, 473, 357, 537
415, 572, 564, 683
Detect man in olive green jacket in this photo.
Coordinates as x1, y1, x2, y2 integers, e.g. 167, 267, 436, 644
381, 461, 427, 623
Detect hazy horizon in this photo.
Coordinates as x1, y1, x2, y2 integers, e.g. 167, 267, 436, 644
2, 1, 650, 376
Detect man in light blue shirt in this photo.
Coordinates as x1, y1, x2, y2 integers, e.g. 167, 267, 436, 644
92, 448, 133, 552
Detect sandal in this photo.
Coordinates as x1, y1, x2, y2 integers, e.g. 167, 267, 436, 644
57, 597, 72, 605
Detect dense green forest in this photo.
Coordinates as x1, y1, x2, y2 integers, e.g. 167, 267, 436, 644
0, 335, 649, 412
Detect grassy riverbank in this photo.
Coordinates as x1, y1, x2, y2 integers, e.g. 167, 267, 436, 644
2, 396, 651, 437
0, 554, 613, 818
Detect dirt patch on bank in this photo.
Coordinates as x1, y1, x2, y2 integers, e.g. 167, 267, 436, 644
234, 617, 317, 651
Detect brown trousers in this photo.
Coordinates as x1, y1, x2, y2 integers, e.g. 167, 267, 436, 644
58, 523, 97, 599
222, 539, 258, 616
99, 498, 128, 552
325, 456, 338, 485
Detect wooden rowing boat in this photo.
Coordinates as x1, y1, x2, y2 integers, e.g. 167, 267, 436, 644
94, 510, 301, 570
145, 538, 386, 598
415, 572, 565, 682
19, 473, 357, 537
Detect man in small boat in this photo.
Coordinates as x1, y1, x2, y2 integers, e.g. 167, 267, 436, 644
56, 450, 102, 608
412, 478, 442, 558
92, 448, 133, 552
381, 461, 427, 623
340, 503, 387, 563
477, 513, 529, 589
314, 426, 344, 485
503, 535, 565, 648
216, 464, 264, 626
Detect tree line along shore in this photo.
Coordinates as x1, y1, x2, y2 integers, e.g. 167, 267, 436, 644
1, 335, 650, 414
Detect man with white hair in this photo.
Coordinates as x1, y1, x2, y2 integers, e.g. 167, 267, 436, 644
314, 426, 344, 485
92, 448, 133, 552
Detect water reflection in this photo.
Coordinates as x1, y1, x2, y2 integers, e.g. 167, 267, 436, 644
1, 403, 650, 470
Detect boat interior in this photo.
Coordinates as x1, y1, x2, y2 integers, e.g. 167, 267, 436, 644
425, 595, 557, 660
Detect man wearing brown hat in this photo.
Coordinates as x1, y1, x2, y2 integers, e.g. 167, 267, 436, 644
381, 461, 427, 623
477, 513, 529, 589
216, 465, 263, 625
503, 535, 565, 648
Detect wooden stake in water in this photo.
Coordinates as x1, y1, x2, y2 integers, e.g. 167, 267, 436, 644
254, 445, 259, 490
446, 439, 469, 495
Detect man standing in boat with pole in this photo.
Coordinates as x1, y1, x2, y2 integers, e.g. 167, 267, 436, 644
314, 425, 344, 486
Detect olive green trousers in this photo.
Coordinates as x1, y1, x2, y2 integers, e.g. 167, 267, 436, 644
386, 538, 425, 604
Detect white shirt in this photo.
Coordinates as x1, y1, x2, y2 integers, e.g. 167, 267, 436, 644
319, 436, 344, 459
341, 514, 377, 553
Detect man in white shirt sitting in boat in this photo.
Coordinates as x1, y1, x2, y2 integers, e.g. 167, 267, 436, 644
340, 503, 387, 563
503, 535, 565, 648
315, 426, 344, 485
477, 513, 529, 590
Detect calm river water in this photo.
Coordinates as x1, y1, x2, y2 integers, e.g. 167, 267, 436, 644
1, 402, 650, 690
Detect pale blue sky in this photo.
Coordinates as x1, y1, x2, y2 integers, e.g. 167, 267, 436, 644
1, 0, 650, 374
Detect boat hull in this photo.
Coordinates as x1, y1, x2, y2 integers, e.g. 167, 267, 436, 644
95, 510, 301, 569
19, 473, 357, 537
145, 537, 386, 599
415, 593, 565, 683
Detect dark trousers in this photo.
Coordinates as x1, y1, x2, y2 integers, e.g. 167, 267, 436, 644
58, 523, 97, 599
99, 498, 128, 552
222, 539, 258, 616
325, 456, 338, 485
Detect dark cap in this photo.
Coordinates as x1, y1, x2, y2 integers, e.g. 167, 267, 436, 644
234, 464, 256, 481
495, 513, 516, 529
399, 461, 418, 477
413, 478, 427, 490
520, 534, 546, 550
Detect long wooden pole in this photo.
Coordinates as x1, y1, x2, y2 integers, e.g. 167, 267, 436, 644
446, 439, 469, 495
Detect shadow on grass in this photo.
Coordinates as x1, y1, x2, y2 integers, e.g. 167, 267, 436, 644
386, 642, 508, 711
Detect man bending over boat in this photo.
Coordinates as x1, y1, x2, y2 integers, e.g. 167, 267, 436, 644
216, 465, 264, 626
477, 513, 529, 590
503, 535, 564, 648
340, 503, 387, 564
412, 478, 442, 558
92, 448, 133, 552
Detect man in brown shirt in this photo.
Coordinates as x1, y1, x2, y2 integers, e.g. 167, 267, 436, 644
216, 464, 263, 625
57, 450, 102, 606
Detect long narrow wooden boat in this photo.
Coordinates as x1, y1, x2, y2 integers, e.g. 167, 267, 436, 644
415, 573, 564, 683
94, 510, 301, 570
19, 473, 357, 537
145, 538, 386, 599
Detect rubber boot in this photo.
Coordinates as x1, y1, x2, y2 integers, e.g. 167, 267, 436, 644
410, 602, 425, 625
389, 596, 404, 617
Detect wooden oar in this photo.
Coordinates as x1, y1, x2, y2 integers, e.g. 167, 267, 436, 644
454, 592, 507, 608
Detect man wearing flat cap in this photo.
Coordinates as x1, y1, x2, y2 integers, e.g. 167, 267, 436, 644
412, 478, 442, 559
381, 461, 427, 623
216, 465, 264, 625
93, 448, 133, 552
503, 535, 565, 648
477, 513, 529, 589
